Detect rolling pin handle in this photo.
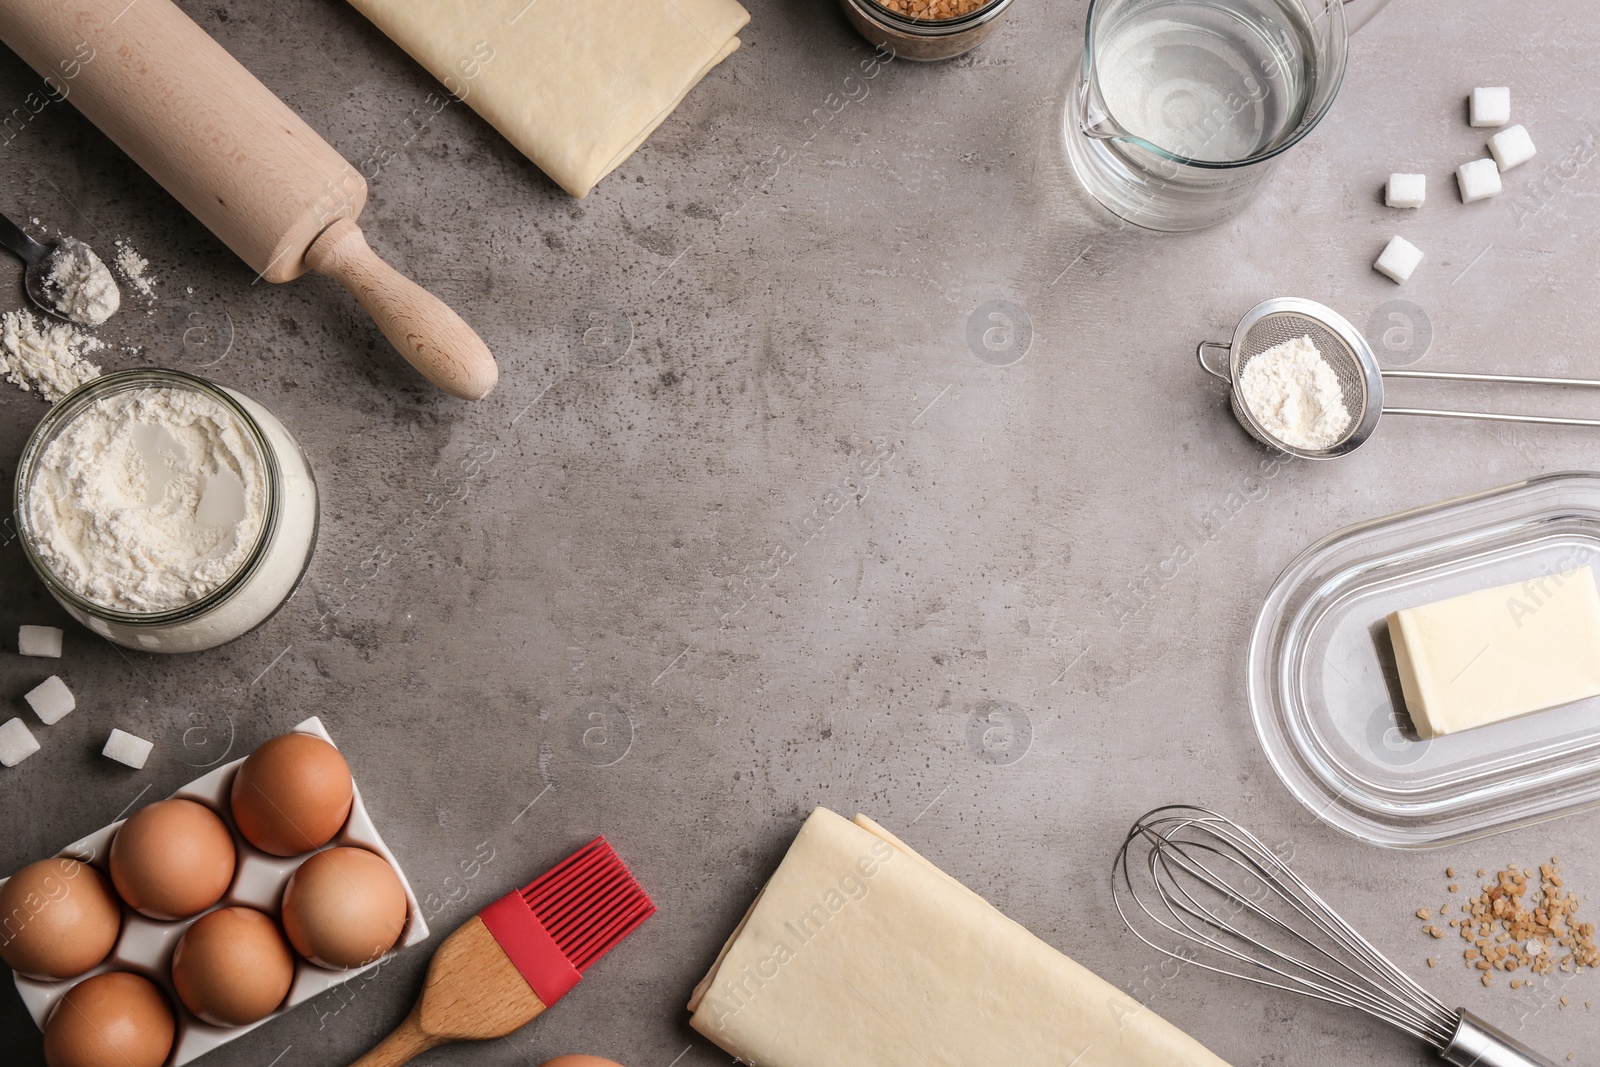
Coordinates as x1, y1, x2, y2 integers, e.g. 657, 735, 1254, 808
305, 219, 498, 401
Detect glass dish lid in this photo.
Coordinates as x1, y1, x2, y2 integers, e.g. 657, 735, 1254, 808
1249, 471, 1600, 848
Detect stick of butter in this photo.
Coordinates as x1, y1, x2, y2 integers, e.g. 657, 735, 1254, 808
1387, 566, 1600, 739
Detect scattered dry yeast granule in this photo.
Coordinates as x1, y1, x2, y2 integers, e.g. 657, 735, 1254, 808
1419, 857, 1599, 989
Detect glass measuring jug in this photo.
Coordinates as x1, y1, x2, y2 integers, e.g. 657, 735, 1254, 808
1065, 0, 1389, 231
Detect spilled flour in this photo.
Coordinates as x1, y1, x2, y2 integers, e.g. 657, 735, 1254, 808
114, 240, 157, 300
0, 308, 104, 401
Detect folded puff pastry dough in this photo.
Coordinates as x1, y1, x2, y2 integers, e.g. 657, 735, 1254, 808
346, 0, 750, 198
689, 808, 1233, 1067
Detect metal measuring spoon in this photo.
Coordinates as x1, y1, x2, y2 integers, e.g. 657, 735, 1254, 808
0, 211, 120, 326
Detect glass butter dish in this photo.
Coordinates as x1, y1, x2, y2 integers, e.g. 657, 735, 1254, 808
1250, 471, 1600, 848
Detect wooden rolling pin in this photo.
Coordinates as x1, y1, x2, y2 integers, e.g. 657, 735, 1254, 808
0, 0, 498, 400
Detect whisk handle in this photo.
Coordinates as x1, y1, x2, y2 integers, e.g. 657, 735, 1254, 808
1442, 1011, 1561, 1067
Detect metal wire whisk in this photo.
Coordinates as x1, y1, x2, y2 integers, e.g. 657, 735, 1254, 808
1113, 806, 1560, 1067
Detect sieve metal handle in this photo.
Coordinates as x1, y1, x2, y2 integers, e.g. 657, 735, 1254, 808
1384, 367, 1600, 426
1386, 407, 1600, 428
1197, 341, 1232, 382
1386, 369, 1600, 388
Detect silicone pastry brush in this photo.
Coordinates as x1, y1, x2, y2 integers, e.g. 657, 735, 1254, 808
351, 837, 655, 1066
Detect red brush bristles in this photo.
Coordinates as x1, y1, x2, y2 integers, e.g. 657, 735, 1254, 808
520, 836, 655, 973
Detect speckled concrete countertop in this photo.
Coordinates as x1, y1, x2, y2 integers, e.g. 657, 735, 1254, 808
3, 1, 1599, 1063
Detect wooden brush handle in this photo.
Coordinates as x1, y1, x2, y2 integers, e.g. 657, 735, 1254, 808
348, 1002, 446, 1067
347, 916, 547, 1066
305, 220, 498, 402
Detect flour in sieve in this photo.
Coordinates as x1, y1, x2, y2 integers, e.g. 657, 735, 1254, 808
1238, 336, 1351, 450
26, 386, 267, 612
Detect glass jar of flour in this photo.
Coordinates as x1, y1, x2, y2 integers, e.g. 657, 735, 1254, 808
14, 369, 318, 653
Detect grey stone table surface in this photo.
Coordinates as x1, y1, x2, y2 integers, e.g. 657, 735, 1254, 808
3, 0, 1599, 1064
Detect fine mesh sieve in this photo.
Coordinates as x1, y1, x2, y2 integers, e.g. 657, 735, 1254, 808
1199, 297, 1600, 459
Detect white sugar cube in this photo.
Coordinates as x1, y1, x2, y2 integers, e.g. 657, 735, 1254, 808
0, 718, 41, 767
24, 675, 75, 725
1489, 124, 1537, 170
103, 728, 153, 769
1470, 86, 1511, 127
18, 625, 62, 658
1375, 235, 1424, 283
1457, 158, 1502, 203
1386, 173, 1426, 208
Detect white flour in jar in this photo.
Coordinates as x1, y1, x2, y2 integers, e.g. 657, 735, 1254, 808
26, 386, 267, 612
1238, 335, 1351, 450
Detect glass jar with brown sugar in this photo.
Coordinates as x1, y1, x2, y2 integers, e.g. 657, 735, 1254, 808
839, 0, 1016, 61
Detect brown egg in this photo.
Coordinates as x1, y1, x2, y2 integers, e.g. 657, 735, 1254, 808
281, 847, 406, 969
0, 857, 121, 980
539, 1058, 626, 1067
171, 906, 294, 1026
109, 798, 236, 920
231, 733, 353, 856
43, 971, 175, 1067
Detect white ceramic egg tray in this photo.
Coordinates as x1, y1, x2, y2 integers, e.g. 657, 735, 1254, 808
4, 716, 430, 1065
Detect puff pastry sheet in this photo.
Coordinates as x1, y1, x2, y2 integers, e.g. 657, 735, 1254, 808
688, 808, 1233, 1067
347, 0, 749, 197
